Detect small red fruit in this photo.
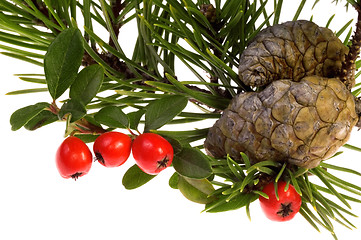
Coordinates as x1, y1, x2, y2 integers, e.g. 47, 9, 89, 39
56, 136, 92, 180
259, 181, 302, 222
93, 131, 132, 167
132, 133, 173, 175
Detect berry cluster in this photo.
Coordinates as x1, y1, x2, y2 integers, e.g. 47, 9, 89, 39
55, 132, 173, 180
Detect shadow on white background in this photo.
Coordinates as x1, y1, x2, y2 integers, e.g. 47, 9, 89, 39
1, 1, 361, 240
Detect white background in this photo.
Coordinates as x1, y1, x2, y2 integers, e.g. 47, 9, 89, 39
1, 1, 361, 240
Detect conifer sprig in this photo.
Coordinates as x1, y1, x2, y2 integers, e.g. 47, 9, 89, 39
1, 1, 361, 239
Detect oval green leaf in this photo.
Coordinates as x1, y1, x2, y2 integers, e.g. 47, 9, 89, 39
122, 164, 156, 190
161, 135, 183, 155
127, 109, 145, 130
178, 176, 215, 204
73, 133, 100, 143
44, 27, 84, 100
10, 102, 50, 131
69, 64, 104, 105
58, 99, 86, 122
24, 110, 58, 131
172, 147, 213, 179
94, 106, 129, 129
169, 172, 180, 189
144, 95, 188, 132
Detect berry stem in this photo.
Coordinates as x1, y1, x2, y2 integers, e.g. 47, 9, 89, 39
73, 118, 107, 135
127, 128, 138, 137
48, 100, 60, 115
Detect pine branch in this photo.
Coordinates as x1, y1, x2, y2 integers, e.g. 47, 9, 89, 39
108, 0, 125, 48
341, 1, 361, 89
200, 3, 232, 99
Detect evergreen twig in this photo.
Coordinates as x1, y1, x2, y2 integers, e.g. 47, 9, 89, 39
1, 1, 361, 238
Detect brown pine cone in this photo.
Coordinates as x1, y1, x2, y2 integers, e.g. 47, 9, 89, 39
204, 20, 359, 169
204, 76, 358, 169
238, 20, 351, 88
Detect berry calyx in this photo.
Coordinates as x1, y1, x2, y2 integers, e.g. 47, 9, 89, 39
157, 157, 170, 170
277, 203, 294, 218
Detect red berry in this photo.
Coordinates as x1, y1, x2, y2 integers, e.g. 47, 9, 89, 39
132, 133, 173, 175
56, 136, 92, 180
93, 131, 132, 167
259, 181, 302, 222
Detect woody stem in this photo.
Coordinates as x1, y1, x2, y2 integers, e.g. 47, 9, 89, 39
341, 2, 361, 90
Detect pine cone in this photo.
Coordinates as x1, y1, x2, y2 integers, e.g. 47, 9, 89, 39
204, 20, 358, 169
204, 76, 357, 168
238, 20, 350, 88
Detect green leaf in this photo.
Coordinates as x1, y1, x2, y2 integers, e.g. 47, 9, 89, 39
336, 19, 353, 37
274, 181, 280, 201
246, 160, 281, 173
275, 163, 287, 182
178, 176, 215, 204
287, 168, 302, 196
205, 193, 257, 213
69, 64, 104, 105
315, 185, 361, 203
227, 155, 245, 180
293, 0, 307, 20
151, 128, 209, 144
169, 172, 180, 189
165, 73, 229, 110
240, 152, 251, 169
1, 52, 44, 66
312, 187, 335, 218
73, 133, 100, 143
253, 190, 269, 199
10, 102, 50, 131
94, 106, 129, 129
301, 203, 329, 231
24, 110, 58, 131
127, 109, 145, 131
17, 76, 46, 84
299, 208, 321, 232
44, 27, 84, 100
321, 168, 361, 192
246, 202, 252, 221
6, 88, 48, 95
58, 99, 86, 122
144, 95, 188, 132
161, 135, 183, 155
273, 0, 283, 25
311, 168, 351, 209
240, 170, 257, 192
320, 162, 361, 176
122, 164, 156, 190
343, 144, 361, 152
172, 147, 213, 179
